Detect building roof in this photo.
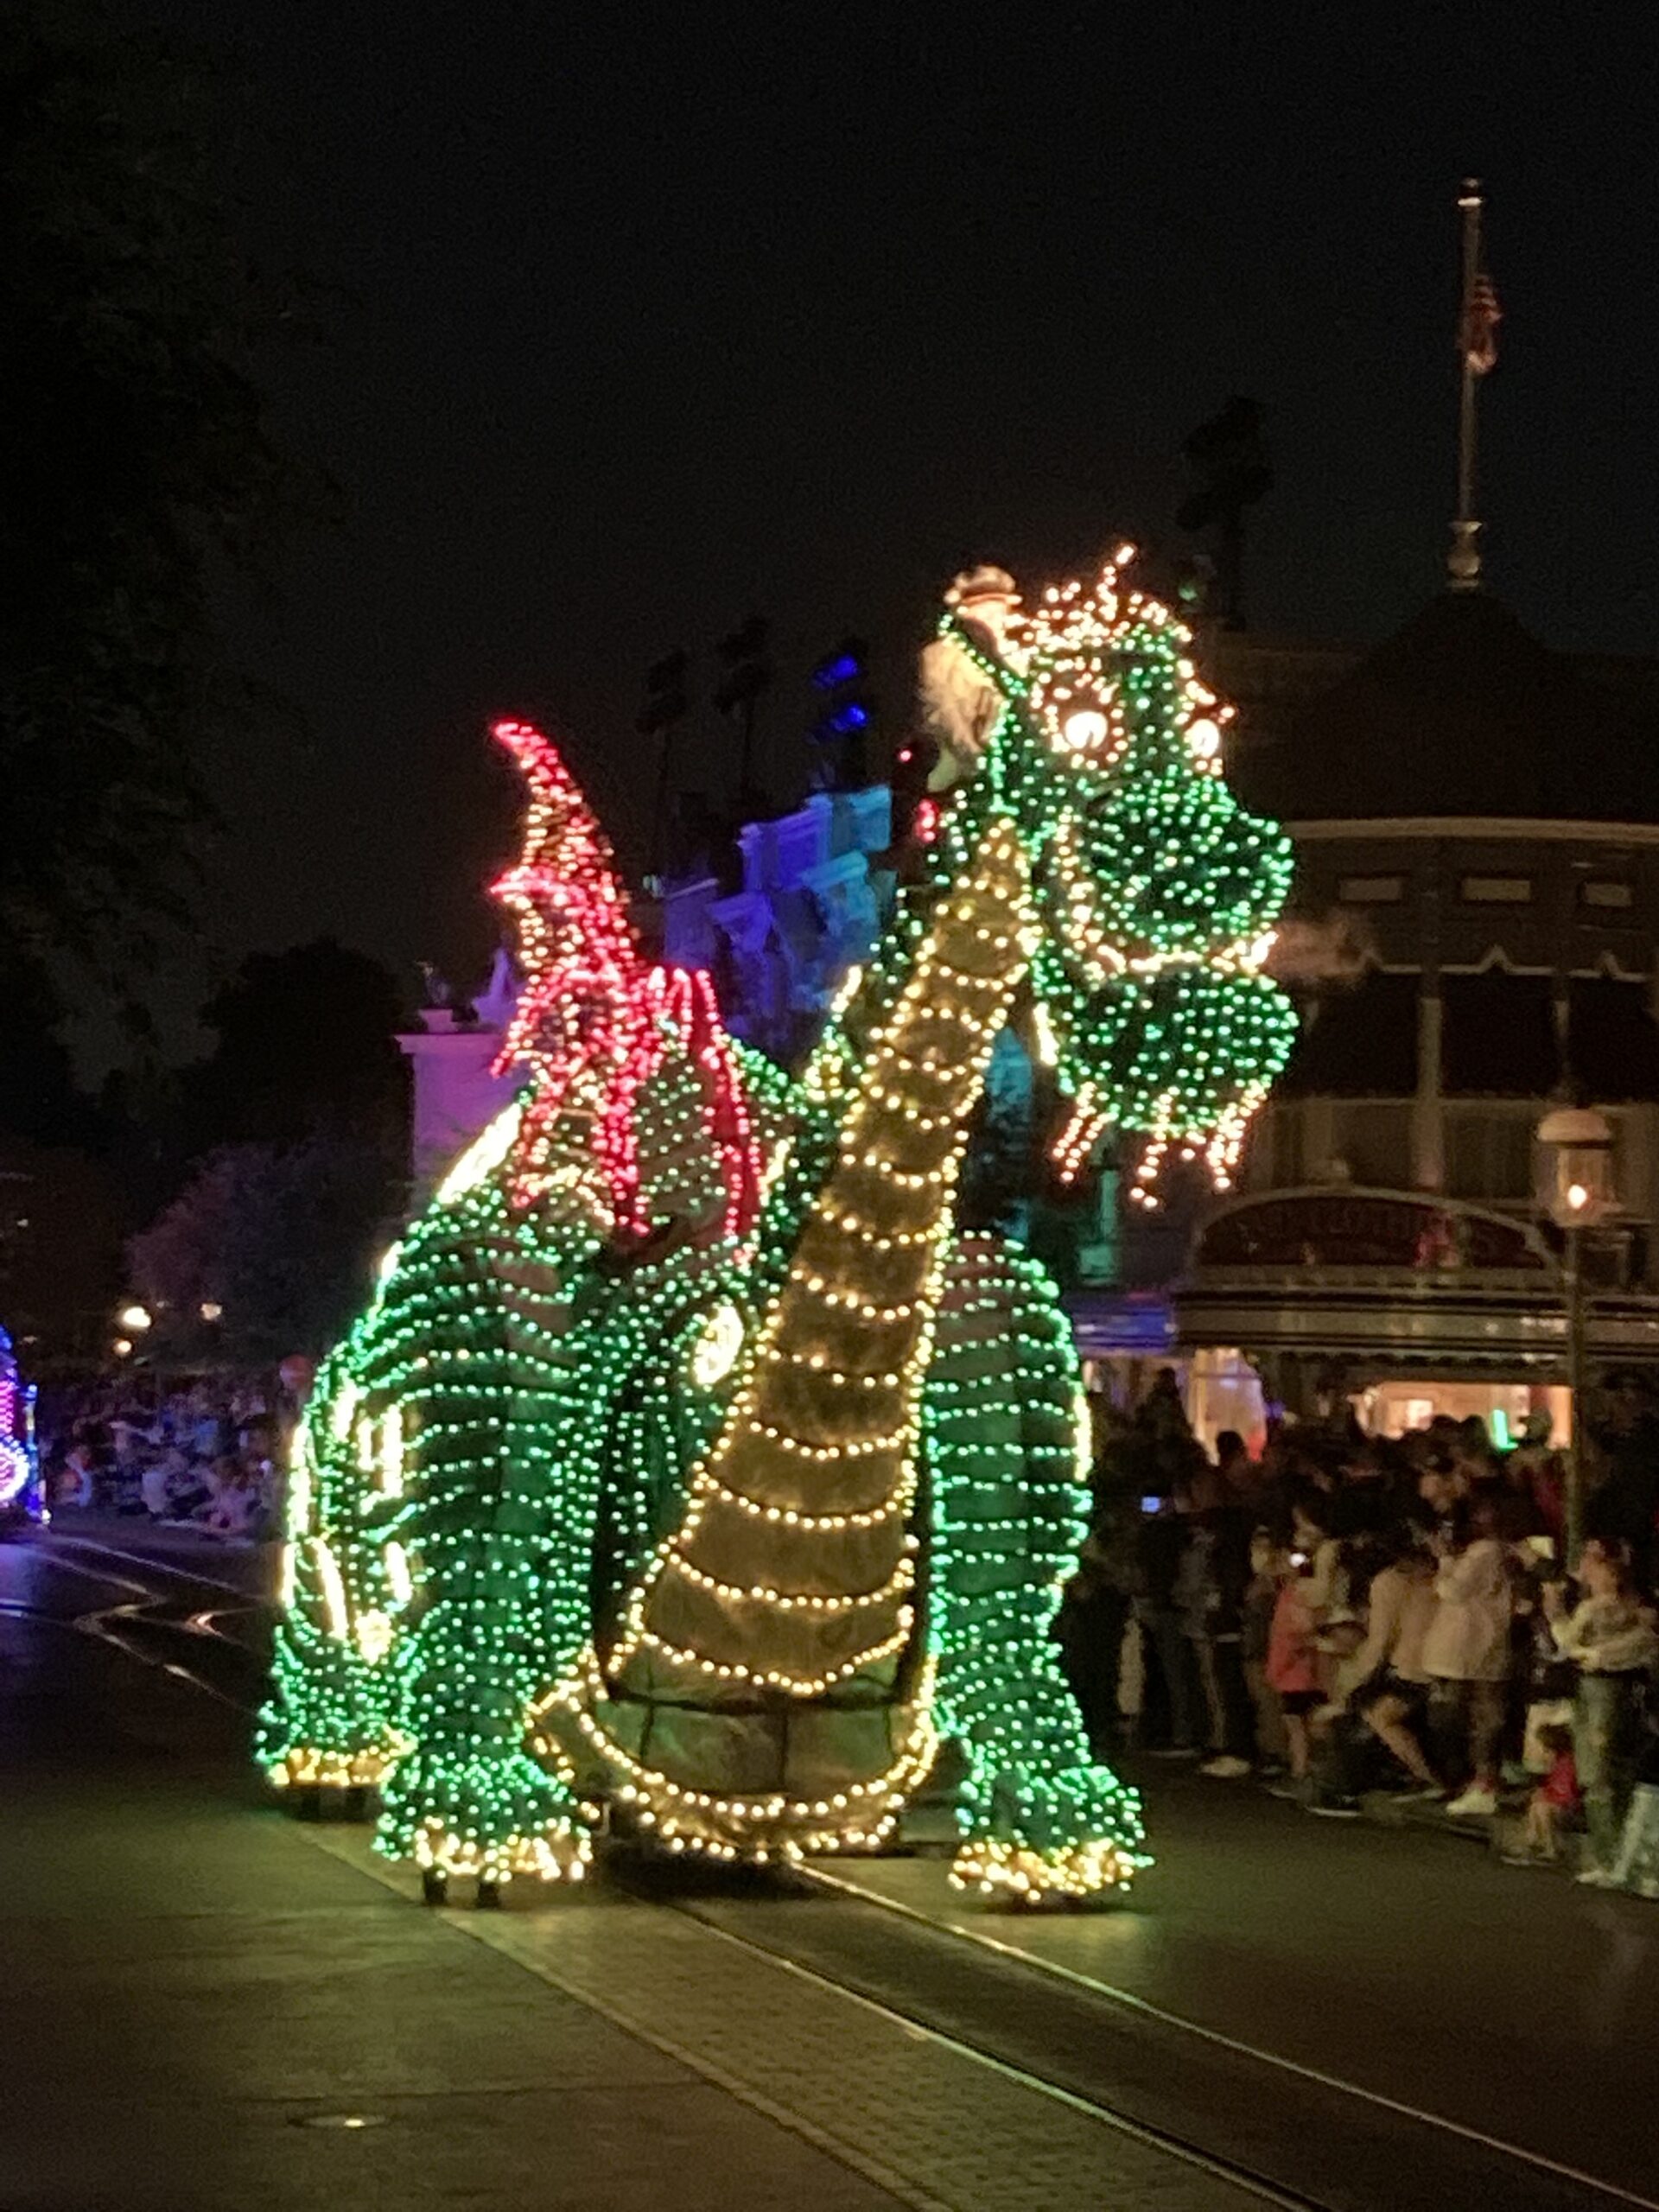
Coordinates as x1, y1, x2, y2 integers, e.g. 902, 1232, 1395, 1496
1230, 592, 1659, 827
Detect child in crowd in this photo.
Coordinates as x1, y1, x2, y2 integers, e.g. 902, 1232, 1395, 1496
1264, 1541, 1322, 1796
1504, 1723, 1579, 1867
1242, 1529, 1287, 1770
1545, 1539, 1659, 1885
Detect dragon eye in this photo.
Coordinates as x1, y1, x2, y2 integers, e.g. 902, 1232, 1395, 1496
1060, 707, 1110, 753
1186, 716, 1222, 760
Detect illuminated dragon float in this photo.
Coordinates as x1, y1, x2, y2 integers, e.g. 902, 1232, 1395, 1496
261, 556, 1294, 1904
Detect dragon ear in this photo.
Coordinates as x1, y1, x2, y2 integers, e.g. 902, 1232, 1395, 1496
656, 967, 762, 1240
487, 720, 643, 1057
489, 720, 633, 923
484, 720, 649, 1214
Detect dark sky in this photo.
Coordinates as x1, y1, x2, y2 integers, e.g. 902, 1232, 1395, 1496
135, 1, 1659, 1045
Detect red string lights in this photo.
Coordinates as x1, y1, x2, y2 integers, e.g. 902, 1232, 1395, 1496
489, 720, 760, 1242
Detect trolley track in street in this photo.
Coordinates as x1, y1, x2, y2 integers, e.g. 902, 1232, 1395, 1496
0, 1529, 270, 1707
629, 1857, 1658, 2212
20, 1535, 1654, 2212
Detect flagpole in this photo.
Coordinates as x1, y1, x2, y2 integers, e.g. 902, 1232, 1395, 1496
1448, 177, 1484, 591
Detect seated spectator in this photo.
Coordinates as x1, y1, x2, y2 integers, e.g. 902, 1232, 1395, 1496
139, 1450, 175, 1521
1503, 1723, 1579, 1868
57, 1442, 99, 1510
200, 1454, 258, 1538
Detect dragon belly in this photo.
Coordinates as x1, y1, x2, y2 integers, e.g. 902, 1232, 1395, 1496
575, 818, 1033, 1858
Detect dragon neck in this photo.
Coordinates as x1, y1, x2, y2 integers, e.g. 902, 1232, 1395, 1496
609, 814, 1032, 1700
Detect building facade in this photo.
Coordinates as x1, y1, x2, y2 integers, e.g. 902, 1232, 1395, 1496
396, 593, 1659, 1446
1176, 591, 1659, 1441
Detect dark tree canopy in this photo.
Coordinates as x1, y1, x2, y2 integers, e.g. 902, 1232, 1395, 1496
129, 1130, 401, 1365
0, 1128, 123, 1367
0, 4, 311, 1022
190, 938, 410, 1154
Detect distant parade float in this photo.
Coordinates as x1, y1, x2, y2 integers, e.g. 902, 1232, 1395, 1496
259, 555, 1295, 1904
0, 1324, 41, 1522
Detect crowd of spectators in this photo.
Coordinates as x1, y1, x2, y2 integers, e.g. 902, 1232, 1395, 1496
40, 1374, 295, 1542
1058, 1370, 1659, 1897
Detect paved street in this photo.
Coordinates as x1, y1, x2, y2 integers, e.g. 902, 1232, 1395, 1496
4, 1524, 1658, 2211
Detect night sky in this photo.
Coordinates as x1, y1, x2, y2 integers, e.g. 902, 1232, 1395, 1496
133, 2, 1659, 1044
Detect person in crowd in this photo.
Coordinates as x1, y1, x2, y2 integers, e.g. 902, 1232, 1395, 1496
57, 1440, 100, 1510
200, 1455, 260, 1540
1545, 1538, 1659, 1885
1053, 1538, 1130, 1757
1416, 1452, 1464, 1541
1290, 1492, 1344, 1629
1453, 1414, 1497, 1489
108, 1421, 149, 1516
1214, 1429, 1256, 1502
1264, 1538, 1324, 1796
1421, 1486, 1515, 1819
1241, 1526, 1287, 1770
1323, 1516, 1444, 1804
1178, 1488, 1255, 1779
1586, 1376, 1659, 1592
1505, 1412, 1566, 1545
1503, 1722, 1580, 1868
1135, 1490, 1200, 1757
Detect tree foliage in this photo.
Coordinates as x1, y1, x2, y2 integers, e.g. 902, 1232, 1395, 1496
189, 938, 410, 1154
129, 1131, 401, 1365
0, 4, 315, 1018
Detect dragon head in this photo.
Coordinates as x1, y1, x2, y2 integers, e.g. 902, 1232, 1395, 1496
917, 552, 1297, 1199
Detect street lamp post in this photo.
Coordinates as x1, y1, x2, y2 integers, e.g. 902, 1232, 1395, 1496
1535, 1104, 1617, 1566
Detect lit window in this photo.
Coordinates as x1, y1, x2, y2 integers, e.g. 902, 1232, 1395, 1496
1580, 880, 1633, 910
1460, 875, 1532, 903
1338, 875, 1404, 903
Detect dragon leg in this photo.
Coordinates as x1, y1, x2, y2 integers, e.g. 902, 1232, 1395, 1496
258, 1336, 400, 1796
925, 1233, 1150, 1903
372, 1194, 591, 1887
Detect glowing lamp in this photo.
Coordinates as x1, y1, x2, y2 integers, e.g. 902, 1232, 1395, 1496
119, 1304, 152, 1332
1535, 1104, 1617, 1229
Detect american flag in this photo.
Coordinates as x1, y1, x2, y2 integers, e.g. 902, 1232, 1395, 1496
1462, 270, 1501, 375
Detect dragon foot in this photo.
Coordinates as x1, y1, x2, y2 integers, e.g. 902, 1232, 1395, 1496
378, 1749, 594, 1891
950, 1760, 1150, 1906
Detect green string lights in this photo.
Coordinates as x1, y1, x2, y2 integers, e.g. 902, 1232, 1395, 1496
261, 557, 1292, 1907
926, 1236, 1148, 1897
